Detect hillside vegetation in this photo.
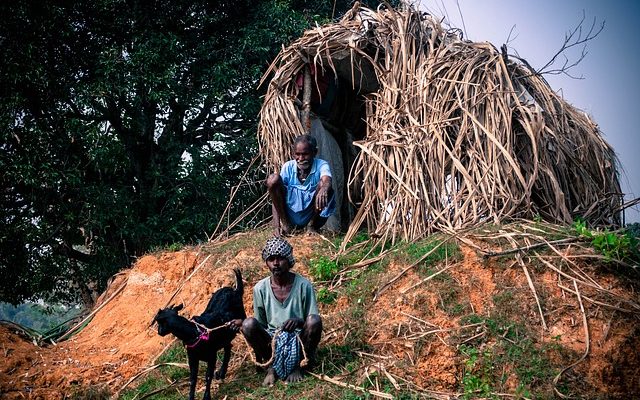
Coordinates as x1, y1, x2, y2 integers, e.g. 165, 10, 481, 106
1, 223, 639, 399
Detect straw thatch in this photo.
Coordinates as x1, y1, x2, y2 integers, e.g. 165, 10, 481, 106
257, 2, 622, 244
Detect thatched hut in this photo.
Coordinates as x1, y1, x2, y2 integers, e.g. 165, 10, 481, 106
257, 2, 622, 244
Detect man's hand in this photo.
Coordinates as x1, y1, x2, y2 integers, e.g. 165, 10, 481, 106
226, 319, 243, 333
314, 176, 332, 211
281, 317, 303, 332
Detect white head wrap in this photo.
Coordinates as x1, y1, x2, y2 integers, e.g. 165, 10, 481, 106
261, 237, 295, 266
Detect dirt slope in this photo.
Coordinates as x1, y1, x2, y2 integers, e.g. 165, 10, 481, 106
1, 229, 639, 399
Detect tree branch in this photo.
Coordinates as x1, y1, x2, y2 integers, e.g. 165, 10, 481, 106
536, 11, 605, 78
59, 242, 95, 264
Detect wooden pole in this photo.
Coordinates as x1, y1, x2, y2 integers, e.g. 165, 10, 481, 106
301, 64, 312, 133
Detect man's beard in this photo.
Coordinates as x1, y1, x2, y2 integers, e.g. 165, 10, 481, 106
296, 160, 311, 171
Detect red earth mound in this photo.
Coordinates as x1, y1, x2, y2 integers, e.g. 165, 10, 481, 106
0, 232, 318, 398
1, 230, 639, 398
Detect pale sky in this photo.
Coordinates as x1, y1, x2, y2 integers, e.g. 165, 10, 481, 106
421, 0, 640, 223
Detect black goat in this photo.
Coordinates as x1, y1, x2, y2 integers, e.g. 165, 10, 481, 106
152, 269, 246, 400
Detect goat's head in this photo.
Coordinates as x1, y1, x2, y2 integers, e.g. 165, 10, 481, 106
152, 303, 184, 336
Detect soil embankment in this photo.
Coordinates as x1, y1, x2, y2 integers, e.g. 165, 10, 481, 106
1, 230, 639, 398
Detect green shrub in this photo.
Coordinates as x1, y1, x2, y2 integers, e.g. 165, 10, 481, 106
316, 287, 337, 304
459, 345, 495, 399
309, 255, 339, 281
575, 219, 640, 263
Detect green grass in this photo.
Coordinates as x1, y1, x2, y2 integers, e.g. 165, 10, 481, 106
396, 237, 461, 281
336, 300, 369, 349
203, 229, 271, 257
506, 339, 558, 386
118, 343, 190, 400
436, 282, 469, 316
456, 313, 564, 398
216, 362, 381, 399
337, 231, 388, 266
334, 259, 384, 350
402, 236, 461, 265
68, 385, 111, 400
157, 342, 187, 363
459, 344, 496, 400
119, 374, 187, 400
317, 344, 359, 376
148, 241, 188, 254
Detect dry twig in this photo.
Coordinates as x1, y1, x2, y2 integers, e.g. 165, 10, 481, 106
308, 372, 393, 399
553, 280, 590, 398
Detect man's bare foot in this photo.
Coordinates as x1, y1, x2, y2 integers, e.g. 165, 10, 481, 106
285, 367, 303, 384
279, 220, 292, 236
305, 225, 319, 235
262, 367, 277, 386
273, 218, 292, 237
303, 350, 317, 371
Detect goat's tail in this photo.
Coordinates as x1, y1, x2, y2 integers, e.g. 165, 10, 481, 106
233, 268, 244, 297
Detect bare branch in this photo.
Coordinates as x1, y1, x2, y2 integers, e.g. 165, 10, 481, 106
537, 11, 605, 78
505, 24, 518, 46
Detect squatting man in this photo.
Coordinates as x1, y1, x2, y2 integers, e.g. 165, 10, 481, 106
267, 134, 335, 236
229, 236, 322, 385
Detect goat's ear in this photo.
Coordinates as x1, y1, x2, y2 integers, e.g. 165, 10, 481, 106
174, 303, 184, 312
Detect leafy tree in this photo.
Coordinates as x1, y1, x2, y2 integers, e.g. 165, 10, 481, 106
0, 301, 81, 333
1, 0, 391, 305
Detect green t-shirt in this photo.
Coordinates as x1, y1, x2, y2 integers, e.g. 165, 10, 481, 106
253, 273, 319, 332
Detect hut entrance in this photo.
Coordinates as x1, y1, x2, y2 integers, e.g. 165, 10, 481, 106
297, 56, 378, 231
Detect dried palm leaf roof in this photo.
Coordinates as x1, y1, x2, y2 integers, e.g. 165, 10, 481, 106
257, 2, 622, 244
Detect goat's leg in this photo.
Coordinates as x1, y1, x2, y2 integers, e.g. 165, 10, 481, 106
215, 344, 231, 380
203, 358, 216, 400
188, 356, 199, 400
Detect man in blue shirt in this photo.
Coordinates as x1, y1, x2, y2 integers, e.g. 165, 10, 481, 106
267, 134, 335, 236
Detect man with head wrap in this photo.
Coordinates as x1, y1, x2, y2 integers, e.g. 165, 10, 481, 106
240, 237, 323, 386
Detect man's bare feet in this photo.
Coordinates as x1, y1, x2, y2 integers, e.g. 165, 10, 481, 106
285, 367, 303, 384
282, 222, 292, 236
262, 367, 277, 386
303, 350, 317, 371
275, 220, 292, 237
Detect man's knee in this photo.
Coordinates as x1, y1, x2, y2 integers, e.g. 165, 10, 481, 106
242, 318, 271, 361
242, 317, 262, 337
266, 173, 282, 190
304, 314, 322, 334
